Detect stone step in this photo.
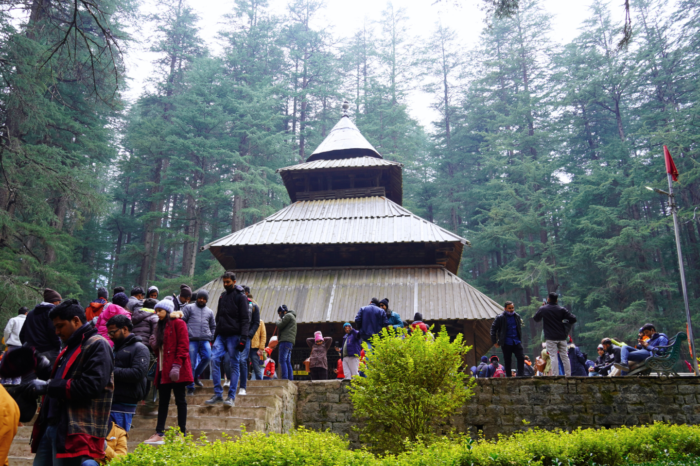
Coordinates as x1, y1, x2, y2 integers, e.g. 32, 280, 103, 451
135, 404, 273, 420
8, 457, 33, 466
183, 384, 289, 399
127, 428, 242, 449
197, 379, 295, 389
131, 414, 264, 431
16, 426, 33, 438
8, 438, 31, 458
168, 393, 282, 407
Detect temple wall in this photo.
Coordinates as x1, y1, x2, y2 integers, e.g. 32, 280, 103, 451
295, 377, 700, 446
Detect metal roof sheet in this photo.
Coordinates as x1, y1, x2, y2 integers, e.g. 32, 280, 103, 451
202, 197, 468, 249
277, 157, 402, 173
197, 266, 502, 323
307, 116, 382, 162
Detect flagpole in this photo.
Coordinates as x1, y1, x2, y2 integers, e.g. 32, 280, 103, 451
667, 172, 699, 376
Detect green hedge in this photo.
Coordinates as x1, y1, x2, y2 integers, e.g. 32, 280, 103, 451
112, 423, 700, 466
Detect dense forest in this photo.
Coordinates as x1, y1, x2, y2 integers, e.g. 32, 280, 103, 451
1, 0, 700, 355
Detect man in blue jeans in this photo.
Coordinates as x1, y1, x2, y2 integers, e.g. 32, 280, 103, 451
180, 290, 216, 395
275, 305, 297, 380
206, 272, 250, 407
615, 323, 669, 373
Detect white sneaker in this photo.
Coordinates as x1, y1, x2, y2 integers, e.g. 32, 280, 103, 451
143, 433, 165, 445
238, 388, 247, 396
223, 380, 230, 388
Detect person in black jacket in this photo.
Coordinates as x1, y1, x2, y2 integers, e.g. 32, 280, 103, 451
107, 315, 150, 432
238, 286, 260, 396
567, 337, 588, 376
206, 271, 250, 407
490, 301, 526, 377
19, 288, 62, 365
533, 292, 577, 376
590, 344, 614, 376
27, 299, 114, 466
601, 338, 621, 364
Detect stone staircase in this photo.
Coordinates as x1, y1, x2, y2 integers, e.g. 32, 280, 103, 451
8, 379, 298, 466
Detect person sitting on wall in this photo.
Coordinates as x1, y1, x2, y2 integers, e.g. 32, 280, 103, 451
614, 323, 669, 374
589, 344, 614, 376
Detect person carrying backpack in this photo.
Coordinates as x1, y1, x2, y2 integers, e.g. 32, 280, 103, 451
486, 355, 506, 378
475, 356, 490, 378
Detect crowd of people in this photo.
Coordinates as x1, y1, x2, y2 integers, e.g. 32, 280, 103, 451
0, 272, 429, 465
0, 277, 679, 465
480, 292, 673, 378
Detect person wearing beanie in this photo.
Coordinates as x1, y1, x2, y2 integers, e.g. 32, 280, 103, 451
96, 293, 132, 348
180, 290, 215, 395
410, 312, 428, 335
354, 299, 389, 347
207, 272, 250, 407
28, 299, 114, 464
19, 289, 62, 365
378, 298, 403, 331
274, 304, 297, 381
165, 284, 192, 312
486, 355, 506, 378
143, 299, 193, 445
306, 331, 333, 380
131, 298, 159, 344
85, 287, 109, 322
475, 355, 490, 378
147, 286, 159, 300
341, 323, 362, 379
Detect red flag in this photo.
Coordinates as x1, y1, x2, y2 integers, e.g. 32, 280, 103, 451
664, 145, 679, 181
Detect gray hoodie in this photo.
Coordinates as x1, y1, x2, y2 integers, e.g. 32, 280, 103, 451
181, 302, 216, 341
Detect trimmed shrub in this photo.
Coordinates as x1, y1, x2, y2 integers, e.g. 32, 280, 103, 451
113, 423, 700, 466
348, 325, 474, 453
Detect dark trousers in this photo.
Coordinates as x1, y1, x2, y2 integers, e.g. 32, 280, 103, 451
156, 382, 187, 435
502, 343, 525, 377
310, 367, 327, 380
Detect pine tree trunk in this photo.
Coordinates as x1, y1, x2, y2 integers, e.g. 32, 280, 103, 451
45, 196, 67, 264
138, 158, 167, 286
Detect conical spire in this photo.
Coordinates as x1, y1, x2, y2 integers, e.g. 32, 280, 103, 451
307, 106, 381, 162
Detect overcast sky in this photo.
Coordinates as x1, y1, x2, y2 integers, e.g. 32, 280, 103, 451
123, 0, 621, 127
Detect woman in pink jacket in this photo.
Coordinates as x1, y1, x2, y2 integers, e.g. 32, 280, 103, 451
96, 292, 132, 347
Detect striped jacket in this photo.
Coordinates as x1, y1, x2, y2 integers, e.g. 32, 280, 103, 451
31, 324, 114, 459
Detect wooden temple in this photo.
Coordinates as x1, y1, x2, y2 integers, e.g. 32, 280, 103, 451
198, 112, 501, 369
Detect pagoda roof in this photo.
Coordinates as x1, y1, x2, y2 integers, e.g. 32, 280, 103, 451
197, 266, 500, 323
201, 196, 468, 249
306, 116, 381, 162
277, 156, 402, 173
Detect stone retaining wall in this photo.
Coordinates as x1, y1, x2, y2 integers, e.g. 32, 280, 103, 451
295, 377, 700, 445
